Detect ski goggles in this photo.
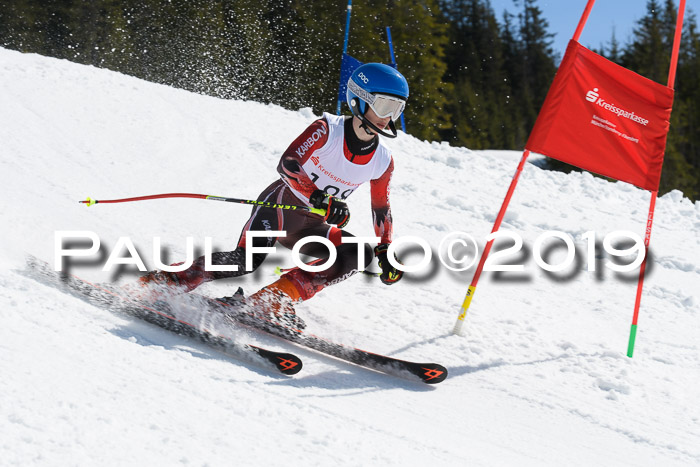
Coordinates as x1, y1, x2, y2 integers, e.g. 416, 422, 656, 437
348, 79, 406, 121
368, 94, 406, 121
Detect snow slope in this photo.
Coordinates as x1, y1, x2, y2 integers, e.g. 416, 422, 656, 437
1, 48, 699, 466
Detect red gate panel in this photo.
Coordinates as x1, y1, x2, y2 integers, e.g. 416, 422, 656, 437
526, 40, 674, 191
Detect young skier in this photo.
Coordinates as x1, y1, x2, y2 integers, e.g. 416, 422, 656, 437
139, 63, 408, 320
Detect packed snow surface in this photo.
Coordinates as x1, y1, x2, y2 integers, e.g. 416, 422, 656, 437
1, 48, 699, 466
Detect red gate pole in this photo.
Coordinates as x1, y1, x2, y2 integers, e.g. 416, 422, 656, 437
627, 192, 657, 357
452, 150, 530, 335
452, 0, 598, 336
627, 0, 686, 357
572, 0, 596, 42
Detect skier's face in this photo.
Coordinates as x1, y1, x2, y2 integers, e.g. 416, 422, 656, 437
364, 107, 391, 132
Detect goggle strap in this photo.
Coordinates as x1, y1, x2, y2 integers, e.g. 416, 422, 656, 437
347, 79, 376, 105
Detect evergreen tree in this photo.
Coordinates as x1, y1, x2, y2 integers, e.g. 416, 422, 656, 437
288, 0, 345, 112
441, 0, 508, 148
672, 9, 700, 199
619, 0, 698, 199
606, 27, 622, 62
621, 0, 669, 83
500, 10, 528, 148
517, 0, 556, 128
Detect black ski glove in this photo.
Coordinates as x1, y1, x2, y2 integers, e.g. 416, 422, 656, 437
309, 190, 350, 229
374, 243, 403, 285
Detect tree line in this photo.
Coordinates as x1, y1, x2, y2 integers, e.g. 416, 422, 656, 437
1, 0, 698, 200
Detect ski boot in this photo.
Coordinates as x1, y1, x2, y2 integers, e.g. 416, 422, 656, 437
246, 276, 306, 331
131, 263, 209, 300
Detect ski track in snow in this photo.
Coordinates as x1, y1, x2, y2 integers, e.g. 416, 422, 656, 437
1, 48, 699, 466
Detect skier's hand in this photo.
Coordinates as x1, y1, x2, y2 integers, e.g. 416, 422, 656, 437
309, 190, 350, 229
374, 243, 403, 285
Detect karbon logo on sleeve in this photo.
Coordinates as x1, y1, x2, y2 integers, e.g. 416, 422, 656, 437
295, 125, 328, 158
585, 87, 650, 126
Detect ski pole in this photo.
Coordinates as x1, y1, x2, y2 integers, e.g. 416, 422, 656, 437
274, 262, 380, 277
79, 193, 327, 216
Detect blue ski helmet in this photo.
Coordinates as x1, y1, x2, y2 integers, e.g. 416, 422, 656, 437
346, 63, 409, 122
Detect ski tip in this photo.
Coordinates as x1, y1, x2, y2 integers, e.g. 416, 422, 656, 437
418, 364, 448, 384
274, 353, 303, 375
80, 197, 97, 206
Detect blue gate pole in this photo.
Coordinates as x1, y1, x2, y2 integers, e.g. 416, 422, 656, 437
385, 26, 406, 132
337, 0, 353, 115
